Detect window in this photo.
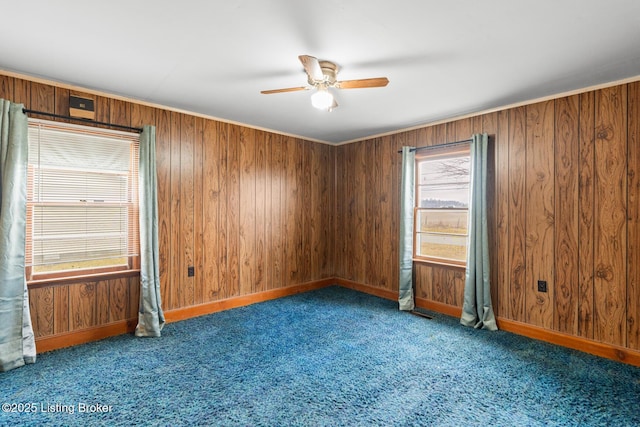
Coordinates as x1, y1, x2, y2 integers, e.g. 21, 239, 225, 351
414, 145, 470, 266
26, 119, 140, 281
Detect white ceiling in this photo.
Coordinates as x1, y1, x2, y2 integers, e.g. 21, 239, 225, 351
2, 0, 640, 144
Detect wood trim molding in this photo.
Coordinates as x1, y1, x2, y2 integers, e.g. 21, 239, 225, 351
28, 269, 140, 289
35, 319, 137, 354
334, 278, 398, 301
164, 278, 336, 323
333, 280, 464, 318
337, 75, 640, 145
413, 294, 640, 367
497, 318, 640, 367
415, 297, 462, 317
0, 69, 332, 146
412, 295, 640, 367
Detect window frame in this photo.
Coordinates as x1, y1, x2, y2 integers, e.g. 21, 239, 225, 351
25, 119, 141, 285
413, 144, 471, 268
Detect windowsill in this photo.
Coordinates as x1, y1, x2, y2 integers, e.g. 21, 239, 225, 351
27, 269, 141, 289
412, 258, 466, 270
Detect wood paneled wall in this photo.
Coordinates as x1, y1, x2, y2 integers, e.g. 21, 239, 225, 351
4, 70, 640, 358
334, 136, 401, 290
0, 74, 334, 340
335, 81, 640, 352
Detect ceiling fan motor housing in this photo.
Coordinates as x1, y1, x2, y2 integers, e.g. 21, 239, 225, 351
313, 61, 338, 86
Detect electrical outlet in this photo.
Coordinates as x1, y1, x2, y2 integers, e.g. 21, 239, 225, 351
188, 266, 194, 277
537, 280, 547, 293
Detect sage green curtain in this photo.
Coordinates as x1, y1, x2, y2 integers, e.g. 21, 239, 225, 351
0, 99, 36, 371
135, 125, 165, 337
460, 133, 497, 330
398, 146, 416, 311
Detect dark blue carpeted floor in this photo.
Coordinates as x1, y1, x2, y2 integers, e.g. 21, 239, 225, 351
2, 286, 640, 426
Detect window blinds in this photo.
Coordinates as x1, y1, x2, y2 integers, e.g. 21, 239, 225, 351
26, 119, 139, 273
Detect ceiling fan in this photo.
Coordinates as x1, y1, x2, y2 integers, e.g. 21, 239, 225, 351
261, 55, 389, 111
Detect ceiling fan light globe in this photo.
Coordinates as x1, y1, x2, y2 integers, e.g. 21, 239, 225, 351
311, 90, 334, 110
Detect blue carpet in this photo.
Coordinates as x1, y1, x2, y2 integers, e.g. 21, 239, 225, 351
2, 286, 640, 426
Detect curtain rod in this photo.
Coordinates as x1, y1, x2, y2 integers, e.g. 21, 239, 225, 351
396, 138, 473, 154
22, 108, 143, 133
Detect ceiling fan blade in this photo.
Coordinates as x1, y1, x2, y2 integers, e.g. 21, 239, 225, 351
336, 77, 389, 89
260, 86, 308, 94
298, 55, 324, 82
